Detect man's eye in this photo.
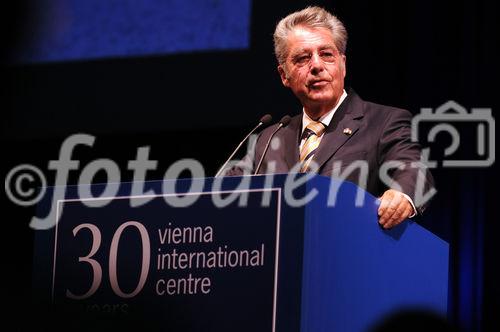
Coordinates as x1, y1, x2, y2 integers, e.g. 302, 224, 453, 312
295, 55, 310, 65
320, 52, 335, 62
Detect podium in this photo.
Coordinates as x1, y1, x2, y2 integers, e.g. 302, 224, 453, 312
33, 174, 449, 331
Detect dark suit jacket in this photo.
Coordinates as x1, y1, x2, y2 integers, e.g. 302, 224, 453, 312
228, 90, 434, 215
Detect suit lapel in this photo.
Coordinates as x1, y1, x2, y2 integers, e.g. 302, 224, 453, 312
312, 92, 365, 170
283, 115, 301, 168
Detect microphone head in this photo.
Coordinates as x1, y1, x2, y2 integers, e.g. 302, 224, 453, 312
279, 115, 292, 127
259, 114, 273, 125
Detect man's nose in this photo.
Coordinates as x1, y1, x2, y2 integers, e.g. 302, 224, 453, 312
309, 53, 324, 73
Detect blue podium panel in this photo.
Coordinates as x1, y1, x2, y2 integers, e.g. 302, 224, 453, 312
32, 175, 448, 332
300, 176, 449, 332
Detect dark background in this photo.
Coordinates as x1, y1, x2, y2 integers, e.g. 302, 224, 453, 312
2, 0, 498, 331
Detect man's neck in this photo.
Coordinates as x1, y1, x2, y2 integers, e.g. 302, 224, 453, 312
304, 97, 341, 120
304, 106, 333, 120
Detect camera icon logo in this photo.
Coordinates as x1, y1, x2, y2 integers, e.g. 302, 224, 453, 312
412, 100, 495, 168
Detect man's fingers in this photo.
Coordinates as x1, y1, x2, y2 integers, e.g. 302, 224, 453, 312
384, 198, 409, 229
378, 189, 420, 229
379, 194, 403, 227
382, 196, 402, 228
377, 191, 394, 218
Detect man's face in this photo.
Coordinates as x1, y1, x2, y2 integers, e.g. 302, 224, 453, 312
278, 26, 346, 115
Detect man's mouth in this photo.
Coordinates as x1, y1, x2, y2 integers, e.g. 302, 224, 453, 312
308, 80, 329, 89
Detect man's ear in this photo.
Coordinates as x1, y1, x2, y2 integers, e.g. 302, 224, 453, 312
278, 65, 290, 87
341, 55, 347, 78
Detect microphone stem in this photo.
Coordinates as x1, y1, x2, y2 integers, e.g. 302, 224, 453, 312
214, 122, 263, 177
254, 123, 283, 175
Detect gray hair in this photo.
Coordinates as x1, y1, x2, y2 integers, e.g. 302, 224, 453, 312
273, 6, 348, 66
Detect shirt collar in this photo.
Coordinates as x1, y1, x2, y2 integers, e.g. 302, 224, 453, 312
301, 89, 348, 134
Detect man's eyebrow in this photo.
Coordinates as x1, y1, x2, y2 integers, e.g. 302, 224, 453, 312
290, 48, 308, 57
290, 44, 337, 56
318, 44, 337, 51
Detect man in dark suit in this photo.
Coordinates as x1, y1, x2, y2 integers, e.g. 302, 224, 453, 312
229, 6, 434, 229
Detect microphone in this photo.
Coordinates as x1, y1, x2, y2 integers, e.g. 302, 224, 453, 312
254, 115, 292, 175
215, 114, 273, 177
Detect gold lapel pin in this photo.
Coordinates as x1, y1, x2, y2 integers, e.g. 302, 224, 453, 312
343, 128, 353, 135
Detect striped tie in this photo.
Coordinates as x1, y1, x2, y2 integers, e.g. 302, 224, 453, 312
300, 121, 326, 172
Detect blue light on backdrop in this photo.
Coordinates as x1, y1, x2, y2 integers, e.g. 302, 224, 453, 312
15, 0, 252, 63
